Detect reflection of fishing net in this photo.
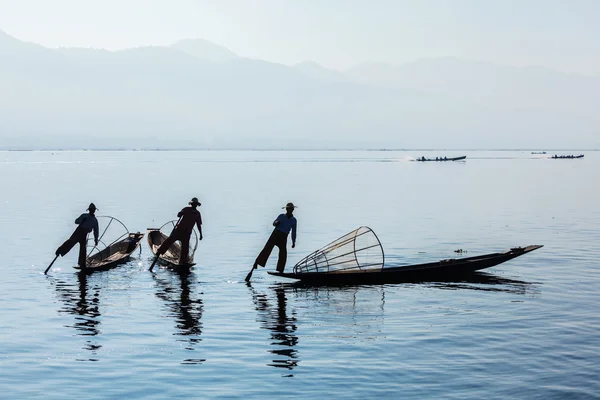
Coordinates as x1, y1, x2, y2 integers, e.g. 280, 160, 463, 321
293, 227, 384, 274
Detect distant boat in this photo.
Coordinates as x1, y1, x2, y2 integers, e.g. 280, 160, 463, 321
531, 151, 546, 154
416, 156, 466, 162
551, 154, 584, 159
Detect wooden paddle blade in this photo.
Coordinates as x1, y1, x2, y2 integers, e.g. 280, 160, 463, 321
44, 254, 59, 275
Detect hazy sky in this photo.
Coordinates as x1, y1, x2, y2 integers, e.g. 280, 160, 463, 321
1, 0, 599, 74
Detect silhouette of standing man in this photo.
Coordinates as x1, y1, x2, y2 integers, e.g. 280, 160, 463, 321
55, 203, 99, 269
254, 202, 297, 273
156, 197, 203, 265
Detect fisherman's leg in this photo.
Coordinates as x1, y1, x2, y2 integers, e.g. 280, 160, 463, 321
77, 237, 87, 268
56, 237, 77, 256
275, 235, 288, 273
179, 236, 190, 264
56, 228, 83, 256
255, 232, 277, 268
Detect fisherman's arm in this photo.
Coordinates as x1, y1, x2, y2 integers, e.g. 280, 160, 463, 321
273, 215, 282, 227
197, 214, 203, 240
93, 220, 99, 245
75, 214, 86, 224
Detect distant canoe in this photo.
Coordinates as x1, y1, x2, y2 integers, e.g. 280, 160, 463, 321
269, 245, 543, 285
416, 156, 466, 162
531, 151, 546, 154
82, 232, 145, 272
551, 154, 584, 159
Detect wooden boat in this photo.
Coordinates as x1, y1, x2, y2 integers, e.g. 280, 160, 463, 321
73, 216, 144, 273
531, 151, 546, 154
269, 245, 543, 285
80, 232, 145, 272
416, 156, 466, 162
551, 154, 584, 159
147, 220, 199, 270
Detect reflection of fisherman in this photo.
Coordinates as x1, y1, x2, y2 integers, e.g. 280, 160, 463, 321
248, 285, 299, 372
157, 197, 203, 265
254, 202, 297, 273
55, 203, 99, 268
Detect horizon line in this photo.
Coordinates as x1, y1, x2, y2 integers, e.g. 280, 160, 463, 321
0, 148, 596, 152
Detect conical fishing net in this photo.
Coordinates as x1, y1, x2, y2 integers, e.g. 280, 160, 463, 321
293, 226, 384, 274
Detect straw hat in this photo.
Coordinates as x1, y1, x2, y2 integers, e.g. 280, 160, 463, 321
87, 203, 98, 211
282, 202, 297, 209
189, 197, 201, 206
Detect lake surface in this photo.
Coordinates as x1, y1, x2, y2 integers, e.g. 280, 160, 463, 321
1, 150, 599, 399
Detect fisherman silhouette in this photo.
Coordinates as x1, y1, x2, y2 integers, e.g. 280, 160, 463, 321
55, 203, 99, 269
155, 197, 203, 265
253, 203, 298, 273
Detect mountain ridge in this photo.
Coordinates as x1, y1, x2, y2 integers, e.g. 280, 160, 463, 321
0, 30, 598, 150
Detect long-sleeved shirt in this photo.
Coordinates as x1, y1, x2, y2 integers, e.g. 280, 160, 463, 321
176, 206, 202, 234
274, 213, 297, 243
75, 213, 99, 241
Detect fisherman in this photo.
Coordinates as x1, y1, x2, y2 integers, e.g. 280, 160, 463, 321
156, 197, 203, 265
253, 202, 298, 273
55, 203, 99, 269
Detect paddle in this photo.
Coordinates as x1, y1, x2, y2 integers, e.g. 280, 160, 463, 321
44, 254, 59, 275
149, 216, 182, 272
244, 262, 257, 282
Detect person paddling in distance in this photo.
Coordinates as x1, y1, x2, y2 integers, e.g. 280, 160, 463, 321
253, 202, 298, 273
55, 203, 99, 269
153, 197, 203, 266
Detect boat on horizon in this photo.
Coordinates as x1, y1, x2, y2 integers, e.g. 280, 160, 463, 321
551, 154, 584, 159
415, 156, 466, 162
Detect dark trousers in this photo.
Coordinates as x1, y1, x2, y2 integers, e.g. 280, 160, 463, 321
157, 230, 191, 264
56, 226, 88, 267
255, 230, 288, 272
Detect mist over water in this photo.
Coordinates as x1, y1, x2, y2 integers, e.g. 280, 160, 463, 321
1, 150, 599, 398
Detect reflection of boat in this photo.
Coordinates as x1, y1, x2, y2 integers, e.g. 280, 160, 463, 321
270, 235, 543, 285
285, 272, 538, 294
84, 233, 144, 272
551, 154, 584, 159
76, 216, 144, 273
147, 220, 199, 270
416, 156, 466, 162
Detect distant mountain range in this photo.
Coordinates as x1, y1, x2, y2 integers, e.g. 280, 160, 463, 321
0, 30, 598, 149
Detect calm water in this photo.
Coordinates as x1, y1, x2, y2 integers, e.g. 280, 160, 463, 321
1, 150, 599, 399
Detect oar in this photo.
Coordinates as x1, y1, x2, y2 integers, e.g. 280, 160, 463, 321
245, 261, 258, 282
149, 216, 182, 272
44, 254, 59, 275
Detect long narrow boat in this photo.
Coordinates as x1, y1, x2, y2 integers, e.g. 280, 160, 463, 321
269, 240, 542, 285
416, 156, 466, 162
551, 154, 584, 159
80, 232, 145, 272
73, 216, 144, 273
147, 221, 198, 271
